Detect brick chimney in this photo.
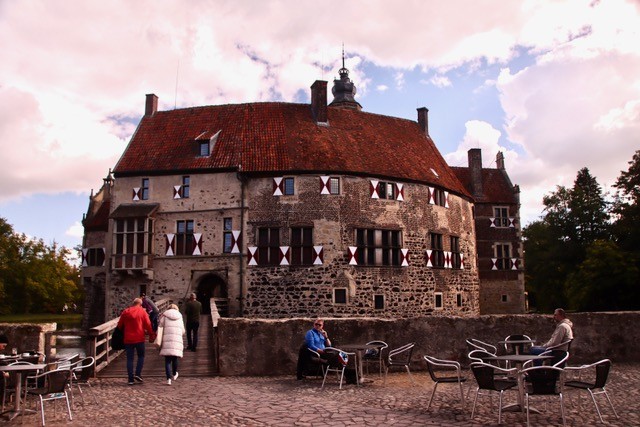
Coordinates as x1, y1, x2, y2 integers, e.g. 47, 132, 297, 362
417, 107, 429, 136
496, 151, 505, 170
310, 80, 328, 124
468, 148, 483, 198
145, 93, 158, 117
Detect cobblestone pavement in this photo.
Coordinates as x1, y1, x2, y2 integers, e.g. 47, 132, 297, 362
5, 363, 636, 426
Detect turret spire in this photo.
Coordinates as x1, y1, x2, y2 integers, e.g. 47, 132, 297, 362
329, 45, 362, 111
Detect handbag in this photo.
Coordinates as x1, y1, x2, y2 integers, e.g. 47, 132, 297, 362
112, 326, 125, 350
154, 326, 164, 347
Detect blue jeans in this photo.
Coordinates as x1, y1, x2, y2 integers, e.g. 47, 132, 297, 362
125, 342, 145, 381
165, 356, 179, 379
529, 346, 546, 366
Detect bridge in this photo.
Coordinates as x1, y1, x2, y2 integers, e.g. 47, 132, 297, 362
88, 299, 221, 378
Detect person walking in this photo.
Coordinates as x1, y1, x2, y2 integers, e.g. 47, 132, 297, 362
141, 293, 159, 332
184, 293, 202, 351
117, 298, 156, 385
158, 304, 185, 385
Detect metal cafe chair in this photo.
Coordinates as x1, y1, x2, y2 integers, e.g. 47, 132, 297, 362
69, 356, 98, 405
521, 365, 566, 427
503, 334, 533, 356
24, 368, 73, 426
423, 355, 467, 411
564, 359, 618, 423
470, 362, 518, 425
321, 347, 355, 389
383, 342, 416, 385
362, 340, 388, 377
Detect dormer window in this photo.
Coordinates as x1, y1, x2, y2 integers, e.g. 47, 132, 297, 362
199, 141, 210, 156
195, 130, 220, 157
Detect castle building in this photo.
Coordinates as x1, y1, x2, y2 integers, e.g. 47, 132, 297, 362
81, 65, 524, 326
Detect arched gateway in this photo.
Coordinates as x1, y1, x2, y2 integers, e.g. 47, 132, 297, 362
195, 273, 228, 317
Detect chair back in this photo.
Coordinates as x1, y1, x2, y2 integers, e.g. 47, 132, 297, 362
45, 369, 71, 394
364, 340, 388, 359
504, 334, 532, 354
72, 356, 95, 382
594, 359, 612, 389
388, 342, 414, 366
522, 366, 563, 395
424, 355, 460, 382
466, 338, 497, 355
471, 363, 498, 390
468, 349, 497, 365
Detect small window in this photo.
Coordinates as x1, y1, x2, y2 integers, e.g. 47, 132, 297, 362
182, 176, 190, 198
199, 141, 210, 156
430, 233, 444, 267
432, 188, 446, 207
434, 292, 443, 309
334, 288, 347, 304
141, 178, 149, 200
257, 227, 280, 266
493, 207, 509, 227
501, 294, 508, 303
378, 181, 396, 200
329, 177, 340, 195
223, 218, 233, 253
494, 243, 512, 270
450, 236, 461, 268
85, 248, 105, 266
374, 294, 384, 310
456, 293, 462, 307
176, 220, 195, 256
283, 177, 295, 195
291, 227, 313, 265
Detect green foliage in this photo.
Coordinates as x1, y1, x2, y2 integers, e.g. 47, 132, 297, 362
565, 240, 639, 311
0, 217, 82, 315
524, 156, 640, 313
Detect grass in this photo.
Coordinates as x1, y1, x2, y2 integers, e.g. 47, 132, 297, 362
0, 313, 83, 324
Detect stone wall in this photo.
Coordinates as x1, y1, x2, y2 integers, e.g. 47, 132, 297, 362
216, 311, 639, 376
0, 323, 56, 355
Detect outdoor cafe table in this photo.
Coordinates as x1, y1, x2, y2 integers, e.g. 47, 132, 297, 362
0, 362, 46, 421
340, 343, 381, 385
486, 354, 553, 413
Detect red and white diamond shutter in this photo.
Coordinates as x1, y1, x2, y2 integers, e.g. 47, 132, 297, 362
396, 183, 404, 201
370, 180, 380, 199
459, 253, 465, 270
511, 258, 519, 270
401, 248, 409, 266
165, 234, 175, 256
247, 247, 258, 265
279, 246, 290, 266
427, 186, 435, 205
173, 185, 182, 199
320, 176, 331, 195
444, 251, 452, 268
192, 233, 202, 256
425, 249, 434, 267
132, 187, 141, 201
273, 177, 284, 196
231, 230, 241, 254
313, 246, 324, 265
348, 246, 358, 265
444, 191, 449, 208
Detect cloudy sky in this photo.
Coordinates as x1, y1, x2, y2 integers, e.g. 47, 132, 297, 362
1, 0, 639, 256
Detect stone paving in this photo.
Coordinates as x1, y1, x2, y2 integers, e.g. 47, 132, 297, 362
5, 363, 636, 426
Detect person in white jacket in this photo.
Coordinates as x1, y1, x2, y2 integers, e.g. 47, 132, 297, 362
159, 304, 185, 385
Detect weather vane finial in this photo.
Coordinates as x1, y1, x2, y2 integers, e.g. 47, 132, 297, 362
342, 43, 345, 69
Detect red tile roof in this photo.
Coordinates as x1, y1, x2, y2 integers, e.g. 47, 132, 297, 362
451, 167, 518, 204
114, 102, 470, 198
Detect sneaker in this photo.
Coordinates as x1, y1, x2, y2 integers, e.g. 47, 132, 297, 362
128, 381, 134, 386
134, 375, 144, 383
172, 372, 179, 381
166, 379, 172, 385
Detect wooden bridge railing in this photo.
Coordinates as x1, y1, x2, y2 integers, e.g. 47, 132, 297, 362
87, 298, 171, 376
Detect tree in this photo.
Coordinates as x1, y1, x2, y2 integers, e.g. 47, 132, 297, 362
0, 217, 82, 314
565, 240, 639, 311
612, 150, 640, 253
524, 168, 610, 312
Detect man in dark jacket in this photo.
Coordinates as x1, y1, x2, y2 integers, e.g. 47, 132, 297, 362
184, 293, 202, 351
